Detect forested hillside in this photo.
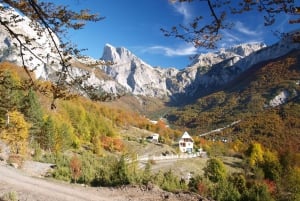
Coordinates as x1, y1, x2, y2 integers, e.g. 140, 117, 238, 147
1, 56, 300, 200
0, 62, 181, 154
166, 50, 300, 152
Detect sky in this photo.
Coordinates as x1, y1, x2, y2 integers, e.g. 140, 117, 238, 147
57, 0, 296, 69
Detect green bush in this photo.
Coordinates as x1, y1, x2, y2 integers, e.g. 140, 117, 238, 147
153, 170, 187, 192
240, 182, 274, 201
204, 158, 227, 183
210, 180, 241, 201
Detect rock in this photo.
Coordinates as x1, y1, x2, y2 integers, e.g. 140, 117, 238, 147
10, 163, 19, 168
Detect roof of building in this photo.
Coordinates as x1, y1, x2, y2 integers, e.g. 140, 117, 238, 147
180, 131, 194, 141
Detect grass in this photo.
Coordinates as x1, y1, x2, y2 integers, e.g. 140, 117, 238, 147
121, 126, 243, 179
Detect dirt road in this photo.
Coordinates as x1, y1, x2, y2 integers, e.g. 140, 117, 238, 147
0, 164, 202, 201
0, 164, 121, 201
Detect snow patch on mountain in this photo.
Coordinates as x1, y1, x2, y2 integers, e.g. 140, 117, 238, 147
269, 90, 289, 107
189, 42, 266, 68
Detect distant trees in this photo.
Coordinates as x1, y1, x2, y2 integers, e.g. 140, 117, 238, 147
164, 0, 300, 48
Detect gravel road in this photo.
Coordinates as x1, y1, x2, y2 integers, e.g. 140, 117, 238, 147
0, 164, 119, 201
0, 163, 203, 201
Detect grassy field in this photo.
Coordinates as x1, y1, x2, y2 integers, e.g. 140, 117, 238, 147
121, 126, 243, 179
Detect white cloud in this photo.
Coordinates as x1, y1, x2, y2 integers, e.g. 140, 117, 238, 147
219, 25, 264, 48
144, 44, 198, 57
222, 30, 242, 42
235, 21, 260, 36
170, 1, 193, 22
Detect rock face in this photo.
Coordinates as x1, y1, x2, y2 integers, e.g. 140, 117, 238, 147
98, 39, 299, 100
1, 4, 300, 101
0, 3, 61, 79
99, 44, 179, 97
0, 3, 123, 95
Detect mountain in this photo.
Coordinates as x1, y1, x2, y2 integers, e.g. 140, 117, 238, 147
98, 39, 299, 103
1, 3, 300, 105
99, 44, 179, 98
165, 49, 300, 151
0, 4, 124, 96
98, 43, 266, 99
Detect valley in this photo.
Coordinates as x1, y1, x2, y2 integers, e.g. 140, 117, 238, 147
0, 2, 299, 201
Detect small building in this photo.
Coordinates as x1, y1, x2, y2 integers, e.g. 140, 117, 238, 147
146, 133, 159, 143
179, 131, 194, 153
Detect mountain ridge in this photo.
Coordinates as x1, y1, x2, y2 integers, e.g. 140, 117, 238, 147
97, 38, 299, 103
0, 3, 300, 104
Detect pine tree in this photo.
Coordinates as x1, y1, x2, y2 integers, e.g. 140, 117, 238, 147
39, 116, 56, 151
21, 88, 44, 143
0, 70, 24, 126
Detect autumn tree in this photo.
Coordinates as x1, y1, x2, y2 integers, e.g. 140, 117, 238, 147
69, 154, 82, 184
260, 149, 282, 181
245, 142, 264, 168
163, 0, 300, 49
1, 110, 30, 155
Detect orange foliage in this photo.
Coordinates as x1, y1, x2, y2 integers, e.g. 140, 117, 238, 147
101, 136, 124, 152
197, 182, 209, 196
69, 155, 82, 183
0, 61, 36, 79
113, 138, 124, 152
194, 137, 208, 147
263, 179, 276, 194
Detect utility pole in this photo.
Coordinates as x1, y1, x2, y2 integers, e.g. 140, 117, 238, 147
5, 110, 9, 127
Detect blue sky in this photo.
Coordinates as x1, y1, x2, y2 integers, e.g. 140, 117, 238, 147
60, 0, 296, 69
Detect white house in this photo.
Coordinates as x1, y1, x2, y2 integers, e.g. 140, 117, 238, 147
179, 131, 194, 153
146, 133, 159, 143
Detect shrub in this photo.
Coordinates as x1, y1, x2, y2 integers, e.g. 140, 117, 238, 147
153, 170, 187, 192
70, 154, 82, 183
241, 182, 274, 201
204, 158, 227, 183
1, 191, 18, 201
188, 175, 210, 197
210, 180, 241, 201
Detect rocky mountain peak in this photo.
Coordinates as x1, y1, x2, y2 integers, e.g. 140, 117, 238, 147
101, 43, 144, 65
189, 42, 266, 68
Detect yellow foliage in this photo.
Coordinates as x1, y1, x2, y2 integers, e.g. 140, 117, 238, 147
247, 142, 264, 167
1, 110, 30, 155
